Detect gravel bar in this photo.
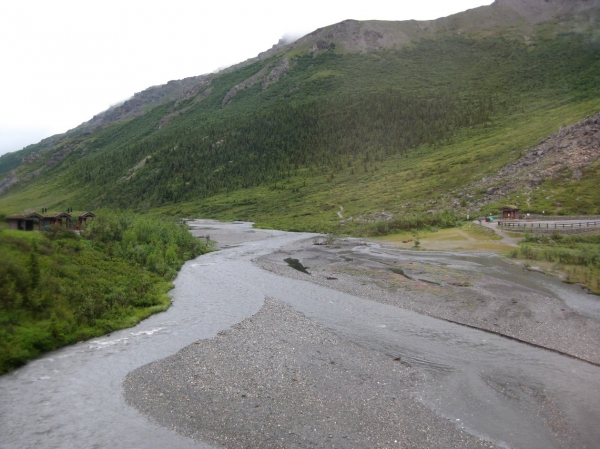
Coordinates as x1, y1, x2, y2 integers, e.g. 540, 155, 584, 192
124, 298, 497, 449
255, 238, 600, 365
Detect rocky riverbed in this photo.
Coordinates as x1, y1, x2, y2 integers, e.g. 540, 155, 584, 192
4, 222, 598, 449
124, 298, 496, 448
122, 225, 600, 449
256, 237, 600, 365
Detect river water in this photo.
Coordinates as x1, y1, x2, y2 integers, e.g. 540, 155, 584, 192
1, 221, 599, 449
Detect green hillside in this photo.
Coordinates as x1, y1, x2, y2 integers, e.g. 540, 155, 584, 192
1, 1, 600, 232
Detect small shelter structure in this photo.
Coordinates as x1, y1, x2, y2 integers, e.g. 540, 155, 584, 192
498, 205, 520, 219
6, 212, 43, 231
73, 211, 95, 230
5, 210, 95, 231
40, 212, 72, 229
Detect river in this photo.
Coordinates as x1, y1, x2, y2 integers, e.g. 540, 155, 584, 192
1, 220, 598, 448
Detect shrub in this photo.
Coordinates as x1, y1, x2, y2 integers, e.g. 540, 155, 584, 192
0, 211, 210, 374
364, 210, 461, 236
83, 210, 207, 279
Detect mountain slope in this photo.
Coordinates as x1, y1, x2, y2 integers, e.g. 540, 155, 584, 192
1, 0, 600, 231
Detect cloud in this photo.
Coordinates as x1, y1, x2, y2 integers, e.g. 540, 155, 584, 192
0, 127, 53, 156
280, 31, 308, 45
108, 97, 132, 109
212, 31, 310, 73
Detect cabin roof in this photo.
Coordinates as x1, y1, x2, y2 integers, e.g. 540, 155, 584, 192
498, 205, 520, 211
71, 211, 95, 219
6, 210, 94, 221
6, 212, 43, 220
40, 211, 71, 219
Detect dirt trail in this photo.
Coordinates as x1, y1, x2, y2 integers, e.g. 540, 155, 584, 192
475, 220, 521, 247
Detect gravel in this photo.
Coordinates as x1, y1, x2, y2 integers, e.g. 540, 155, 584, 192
255, 238, 600, 365
123, 231, 599, 448
187, 220, 272, 249
124, 299, 497, 448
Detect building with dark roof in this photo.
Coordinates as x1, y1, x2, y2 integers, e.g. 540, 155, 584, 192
498, 205, 520, 219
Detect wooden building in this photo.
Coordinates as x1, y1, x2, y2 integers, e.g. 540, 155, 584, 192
72, 211, 95, 230
498, 205, 520, 219
6, 210, 95, 231
40, 212, 72, 229
6, 212, 43, 231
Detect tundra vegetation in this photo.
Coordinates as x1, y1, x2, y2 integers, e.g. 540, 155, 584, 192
510, 232, 600, 294
0, 212, 208, 374
1, 31, 599, 232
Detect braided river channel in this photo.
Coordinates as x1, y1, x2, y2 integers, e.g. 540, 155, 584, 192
1, 220, 599, 448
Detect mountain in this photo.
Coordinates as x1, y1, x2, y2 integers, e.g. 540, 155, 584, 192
1, 0, 599, 232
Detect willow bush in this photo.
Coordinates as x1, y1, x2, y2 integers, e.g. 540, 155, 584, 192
0, 212, 208, 374
362, 210, 462, 236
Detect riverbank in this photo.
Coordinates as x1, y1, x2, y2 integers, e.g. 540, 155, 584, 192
0, 212, 209, 374
5, 221, 599, 449
122, 223, 600, 449
124, 298, 497, 449
255, 237, 600, 365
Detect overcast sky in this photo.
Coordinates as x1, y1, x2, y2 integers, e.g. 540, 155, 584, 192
0, 0, 493, 156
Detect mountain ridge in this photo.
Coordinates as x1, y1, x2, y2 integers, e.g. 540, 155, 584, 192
3, 0, 598, 166
1, 0, 599, 230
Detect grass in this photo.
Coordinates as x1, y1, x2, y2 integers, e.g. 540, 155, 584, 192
562, 265, 600, 294
377, 223, 512, 253
307, 70, 342, 81
0, 229, 169, 373
376, 223, 600, 293
1, 15, 599, 381
507, 231, 600, 293
504, 231, 524, 238
2, 28, 600, 229
463, 223, 503, 240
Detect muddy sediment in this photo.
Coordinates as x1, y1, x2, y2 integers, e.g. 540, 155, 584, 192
255, 238, 600, 365
124, 299, 497, 449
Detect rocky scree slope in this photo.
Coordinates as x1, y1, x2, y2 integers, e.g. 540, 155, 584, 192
452, 111, 600, 209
